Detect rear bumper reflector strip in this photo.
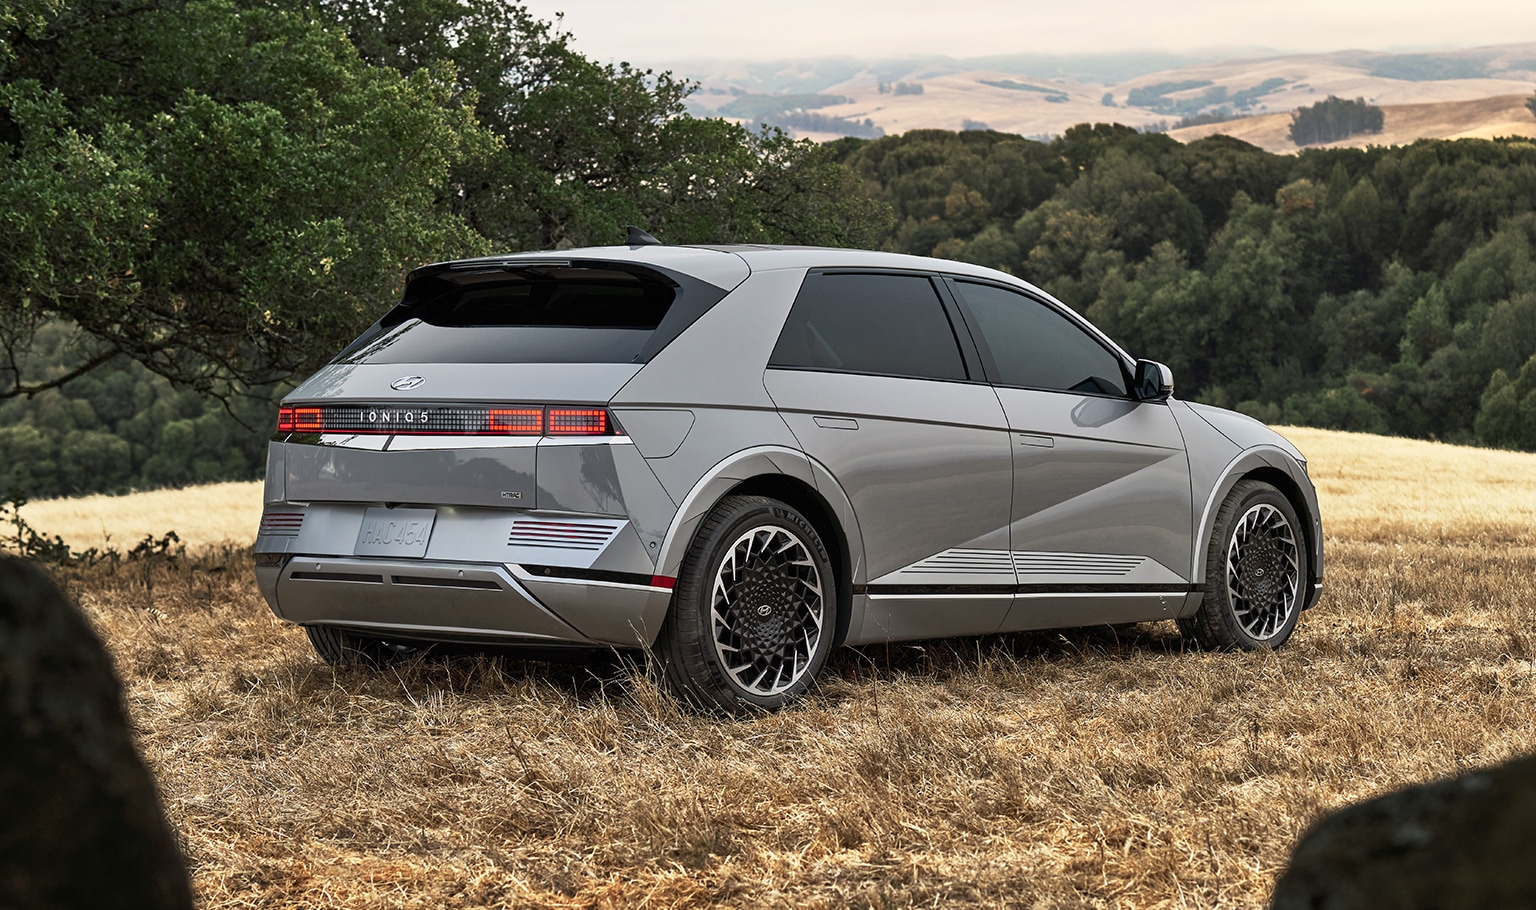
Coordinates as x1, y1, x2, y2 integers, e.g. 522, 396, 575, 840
391, 576, 502, 591
290, 571, 383, 584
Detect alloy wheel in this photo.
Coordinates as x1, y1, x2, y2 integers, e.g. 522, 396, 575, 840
709, 524, 826, 696
1225, 503, 1301, 641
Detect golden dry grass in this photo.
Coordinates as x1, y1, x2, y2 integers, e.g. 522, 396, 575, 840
1167, 94, 1536, 155
1278, 426, 1536, 544
42, 427, 1536, 908
22, 481, 263, 552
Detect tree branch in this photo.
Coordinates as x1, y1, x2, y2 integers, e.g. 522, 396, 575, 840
0, 348, 121, 400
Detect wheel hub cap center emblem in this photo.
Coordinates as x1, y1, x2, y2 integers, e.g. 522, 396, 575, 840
755, 604, 773, 617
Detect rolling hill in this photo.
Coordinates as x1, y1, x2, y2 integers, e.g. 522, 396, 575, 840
1168, 93, 1536, 153
672, 43, 1536, 148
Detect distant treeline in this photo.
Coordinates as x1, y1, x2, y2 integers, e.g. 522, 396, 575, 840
1123, 78, 1290, 121
715, 93, 851, 120
1289, 96, 1385, 146
771, 112, 884, 138
827, 125, 1536, 450
15, 124, 1536, 498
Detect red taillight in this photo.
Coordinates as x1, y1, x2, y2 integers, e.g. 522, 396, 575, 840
488, 408, 544, 434
293, 407, 324, 432
275, 404, 616, 436
548, 408, 609, 436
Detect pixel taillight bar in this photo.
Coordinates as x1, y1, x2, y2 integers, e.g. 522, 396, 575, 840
275, 405, 616, 436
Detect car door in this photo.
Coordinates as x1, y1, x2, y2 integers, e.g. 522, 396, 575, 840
763, 270, 1016, 641
942, 277, 1195, 632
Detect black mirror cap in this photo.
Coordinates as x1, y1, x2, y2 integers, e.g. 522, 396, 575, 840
1134, 360, 1174, 401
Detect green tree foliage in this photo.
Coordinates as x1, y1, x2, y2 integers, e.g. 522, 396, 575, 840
0, 0, 893, 497
830, 126, 1536, 451
1288, 96, 1385, 146
1527, 92, 1536, 120
2, 0, 493, 399
0, 324, 275, 498
0, 0, 890, 400
306, 0, 889, 250
1475, 354, 1536, 450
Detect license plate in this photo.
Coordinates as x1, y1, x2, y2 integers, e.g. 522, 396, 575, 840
354, 508, 436, 558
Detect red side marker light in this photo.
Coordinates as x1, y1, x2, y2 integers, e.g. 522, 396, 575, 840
649, 575, 676, 590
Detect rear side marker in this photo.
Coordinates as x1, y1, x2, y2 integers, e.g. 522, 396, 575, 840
521, 564, 677, 590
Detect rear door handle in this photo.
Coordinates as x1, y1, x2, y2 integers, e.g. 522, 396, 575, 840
1015, 433, 1054, 448
813, 416, 859, 430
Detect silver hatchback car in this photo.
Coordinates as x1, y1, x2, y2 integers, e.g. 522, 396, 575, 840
255, 243, 1322, 711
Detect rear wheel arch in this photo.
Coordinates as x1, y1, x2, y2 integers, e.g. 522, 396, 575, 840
653, 447, 865, 650
724, 474, 854, 648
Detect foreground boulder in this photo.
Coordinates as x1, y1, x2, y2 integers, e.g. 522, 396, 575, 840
0, 557, 193, 909
1271, 752, 1536, 909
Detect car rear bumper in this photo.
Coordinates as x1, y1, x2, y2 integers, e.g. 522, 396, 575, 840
258, 555, 672, 647
255, 501, 674, 647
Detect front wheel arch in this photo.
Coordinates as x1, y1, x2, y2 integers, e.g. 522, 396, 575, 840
1189, 450, 1322, 611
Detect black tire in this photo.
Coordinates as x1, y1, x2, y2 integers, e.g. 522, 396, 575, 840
655, 495, 838, 714
1180, 479, 1307, 651
303, 625, 410, 667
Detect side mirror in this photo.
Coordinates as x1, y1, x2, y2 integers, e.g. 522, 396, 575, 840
1134, 360, 1174, 402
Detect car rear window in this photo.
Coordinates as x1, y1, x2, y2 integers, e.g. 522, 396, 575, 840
339, 265, 725, 364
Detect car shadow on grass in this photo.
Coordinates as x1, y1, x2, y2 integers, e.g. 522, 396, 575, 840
825, 621, 1192, 684
270, 621, 1195, 718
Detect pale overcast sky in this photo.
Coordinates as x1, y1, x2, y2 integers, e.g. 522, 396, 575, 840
517, 0, 1536, 62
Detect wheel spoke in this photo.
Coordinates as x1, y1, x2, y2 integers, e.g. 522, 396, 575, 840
1225, 502, 1300, 642
708, 523, 825, 697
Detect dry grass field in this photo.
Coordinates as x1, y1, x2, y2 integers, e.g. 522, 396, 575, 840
32, 427, 1536, 908
1168, 94, 1536, 155
23, 480, 264, 552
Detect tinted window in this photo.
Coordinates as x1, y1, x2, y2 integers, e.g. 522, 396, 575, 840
769, 273, 967, 381
418, 271, 672, 328
339, 267, 714, 364
952, 281, 1128, 396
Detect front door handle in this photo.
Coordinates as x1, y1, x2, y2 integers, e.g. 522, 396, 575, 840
1015, 433, 1055, 448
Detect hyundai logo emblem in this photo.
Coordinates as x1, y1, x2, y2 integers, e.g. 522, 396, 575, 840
390, 375, 425, 391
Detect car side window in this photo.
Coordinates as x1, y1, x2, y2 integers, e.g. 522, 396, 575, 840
769, 273, 968, 381
951, 280, 1128, 396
